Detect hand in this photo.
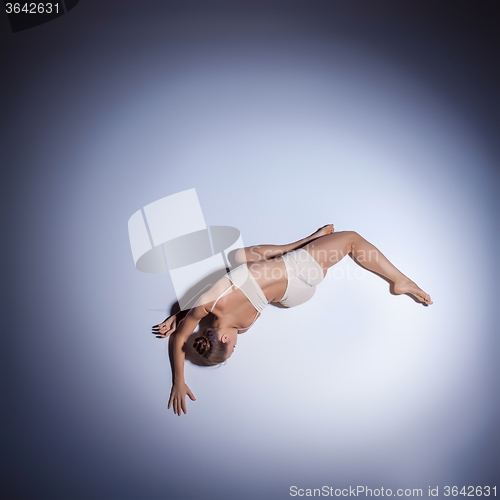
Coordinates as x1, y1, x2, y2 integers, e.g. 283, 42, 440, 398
152, 315, 177, 338
168, 382, 196, 416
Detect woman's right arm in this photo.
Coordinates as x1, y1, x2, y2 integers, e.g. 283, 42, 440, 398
153, 308, 192, 338
168, 304, 208, 416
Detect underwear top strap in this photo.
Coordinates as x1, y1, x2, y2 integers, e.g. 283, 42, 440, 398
208, 282, 260, 332
237, 311, 260, 332
209, 285, 233, 313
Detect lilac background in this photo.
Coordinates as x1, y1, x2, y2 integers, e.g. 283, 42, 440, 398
2, 1, 499, 498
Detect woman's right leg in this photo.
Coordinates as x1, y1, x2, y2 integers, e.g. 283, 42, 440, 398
304, 231, 432, 304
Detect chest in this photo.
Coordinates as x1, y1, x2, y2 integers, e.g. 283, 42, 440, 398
212, 287, 260, 331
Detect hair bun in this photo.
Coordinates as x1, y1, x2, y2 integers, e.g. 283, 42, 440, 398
193, 334, 211, 356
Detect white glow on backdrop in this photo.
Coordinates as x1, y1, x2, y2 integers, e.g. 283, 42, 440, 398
36, 39, 495, 493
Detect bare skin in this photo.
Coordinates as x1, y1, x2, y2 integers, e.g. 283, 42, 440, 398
152, 225, 432, 415
303, 231, 432, 305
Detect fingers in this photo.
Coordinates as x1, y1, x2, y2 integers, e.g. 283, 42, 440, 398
152, 324, 168, 332
171, 396, 178, 415
168, 393, 195, 416
153, 316, 176, 334
152, 325, 174, 338
153, 317, 170, 329
173, 397, 185, 416
152, 329, 168, 338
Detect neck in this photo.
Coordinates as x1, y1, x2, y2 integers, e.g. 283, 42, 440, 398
212, 319, 237, 333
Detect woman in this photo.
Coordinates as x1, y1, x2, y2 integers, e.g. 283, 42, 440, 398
153, 225, 432, 416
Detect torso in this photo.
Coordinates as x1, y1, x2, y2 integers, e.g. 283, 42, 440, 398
209, 258, 288, 332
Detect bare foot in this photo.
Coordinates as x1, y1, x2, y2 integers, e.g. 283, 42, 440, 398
394, 279, 433, 305
311, 224, 335, 240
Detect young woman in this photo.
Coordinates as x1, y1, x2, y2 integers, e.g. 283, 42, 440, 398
153, 225, 432, 416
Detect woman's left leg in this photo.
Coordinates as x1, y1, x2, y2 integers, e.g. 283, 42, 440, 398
233, 224, 334, 264
304, 231, 432, 304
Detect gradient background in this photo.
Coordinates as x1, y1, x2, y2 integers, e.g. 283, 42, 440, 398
2, 1, 499, 498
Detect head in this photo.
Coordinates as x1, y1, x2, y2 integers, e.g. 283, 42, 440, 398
193, 326, 238, 366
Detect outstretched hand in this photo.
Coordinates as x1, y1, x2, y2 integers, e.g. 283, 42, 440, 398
152, 315, 177, 338
168, 382, 196, 416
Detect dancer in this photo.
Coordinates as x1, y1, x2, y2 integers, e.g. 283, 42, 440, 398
152, 225, 432, 416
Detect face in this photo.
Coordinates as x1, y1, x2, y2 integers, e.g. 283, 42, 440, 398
217, 327, 238, 360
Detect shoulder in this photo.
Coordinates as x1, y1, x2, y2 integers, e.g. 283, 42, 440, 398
189, 303, 210, 320
196, 276, 233, 312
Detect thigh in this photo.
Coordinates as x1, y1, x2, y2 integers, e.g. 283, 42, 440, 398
303, 231, 356, 270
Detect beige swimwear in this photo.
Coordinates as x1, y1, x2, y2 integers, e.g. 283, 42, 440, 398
209, 248, 324, 330
279, 248, 324, 308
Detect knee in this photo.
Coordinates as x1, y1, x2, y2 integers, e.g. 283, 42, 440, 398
344, 230, 360, 241
344, 231, 361, 250
228, 248, 247, 267
234, 248, 247, 265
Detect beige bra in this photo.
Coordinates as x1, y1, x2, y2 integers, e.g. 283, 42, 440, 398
209, 264, 268, 332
